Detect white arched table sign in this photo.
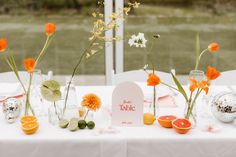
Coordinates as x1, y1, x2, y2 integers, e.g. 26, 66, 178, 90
112, 82, 144, 126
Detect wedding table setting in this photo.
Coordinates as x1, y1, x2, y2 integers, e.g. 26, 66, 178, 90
0, 1, 236, 157
0, 84, 236, 157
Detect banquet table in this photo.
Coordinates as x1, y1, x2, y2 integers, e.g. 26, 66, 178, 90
0, 85, 236, 157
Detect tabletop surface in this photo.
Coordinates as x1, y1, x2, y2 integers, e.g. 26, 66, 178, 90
0, 85, 236, 141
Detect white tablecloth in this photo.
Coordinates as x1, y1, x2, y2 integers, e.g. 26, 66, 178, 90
0, 85, 236, 157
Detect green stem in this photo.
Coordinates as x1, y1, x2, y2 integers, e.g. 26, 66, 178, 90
153, 85, 156, 117
54, 102, 60, 120
25, 73, 34, 115
186, 89, 202, 119
63, 38, 97, 115
84, 110, 89, 120
195, 49, 208, 70
35, 35, 51, 65
161, 82, 179, 91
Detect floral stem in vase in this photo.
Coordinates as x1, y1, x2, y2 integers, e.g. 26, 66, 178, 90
63, 39, 97, 115
84, 110, 89, 120
153, 85, 156, 117
53, 102, 60, 120
195, 49, 208, 70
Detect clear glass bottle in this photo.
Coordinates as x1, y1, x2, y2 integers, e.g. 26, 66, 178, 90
63, 77, 78, 119
184, 101, 197, 128
30, 69, 45, 116
48, 102, 62, 125
189, 70, 205, 82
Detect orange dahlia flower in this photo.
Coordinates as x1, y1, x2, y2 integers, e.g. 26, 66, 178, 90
0, 38, 7, 52
206, 66, 221, 81
208, 43, 219, 53
82, 93, 101, 111
147, 73, 160, 86
24, 58, 36, 73
45, 23, 56, 36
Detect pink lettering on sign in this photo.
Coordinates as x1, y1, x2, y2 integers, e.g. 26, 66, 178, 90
119, 100, 136, 112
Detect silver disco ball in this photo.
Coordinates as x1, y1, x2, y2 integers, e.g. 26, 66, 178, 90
211, 92, 236, 123
2, 98, 22, 123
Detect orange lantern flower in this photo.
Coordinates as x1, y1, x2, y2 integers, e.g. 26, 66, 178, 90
0, 38, 7, 52
45, 23, 56, 36
206, 66, 221, 81
24, 58, 36, 73
147, 73, 160, 86
208, 43, 219, 53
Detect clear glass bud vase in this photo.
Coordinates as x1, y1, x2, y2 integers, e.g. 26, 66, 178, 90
148, 86, 159, 118
63, 77, 78, 119
189, 70, 205, 82
184, 101, 197, 127
48, 103, 62, 125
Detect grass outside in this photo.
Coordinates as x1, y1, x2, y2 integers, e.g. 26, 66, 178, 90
0, 5, 236, 75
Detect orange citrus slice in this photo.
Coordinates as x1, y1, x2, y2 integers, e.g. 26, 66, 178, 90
22, 122, 39, 135
143, 113, 156, 125
21, 116, 37, 124
172, 118, 192, 134
157, 115, 177, 128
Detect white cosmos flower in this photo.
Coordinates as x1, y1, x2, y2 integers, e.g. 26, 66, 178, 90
128, 33, 147, 48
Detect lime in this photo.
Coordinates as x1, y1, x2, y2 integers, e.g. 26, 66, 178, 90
68, 118, 79, 131
87, 121, 95, 129
59, 119, 69, 128
78, 120, 87, 129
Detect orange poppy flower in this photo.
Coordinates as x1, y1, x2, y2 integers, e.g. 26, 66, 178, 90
24, 58, 36, 73
206, 66, 221, 81
0, 38, 7, 52
189, 79, 198, 92
45, 23, 56, 36
208, 43, 219, 53
189, 79, 209, 94
147, 73, 160, 86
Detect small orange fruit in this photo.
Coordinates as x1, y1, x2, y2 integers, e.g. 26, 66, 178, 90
21, 115, 37, 124
22, 122, 39, 135
157, 115, 177, 128
172, 118, 192, 134
143, 113, 156, 125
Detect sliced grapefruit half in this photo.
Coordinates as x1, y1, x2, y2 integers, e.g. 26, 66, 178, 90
157, 115, 177, 128
172, 118, 192, 134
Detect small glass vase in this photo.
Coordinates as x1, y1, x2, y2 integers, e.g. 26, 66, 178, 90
62, 77, 78, 119
48, 103, 62, 125
189, 70, 205, 82
147, 86, 159, 118
184, 101, 197, 127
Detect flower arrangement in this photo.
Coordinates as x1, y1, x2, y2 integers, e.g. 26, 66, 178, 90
194, 34, 219, 70
81, 93, 101, 120
128, 32, 160, 118
63, 1, 140, 115
0, 23, 56, 134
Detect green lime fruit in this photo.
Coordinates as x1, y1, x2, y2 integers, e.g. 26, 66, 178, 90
41, 80, 62, 102
87, 121, 95, 129
78, 120, 87, 129
68, 118, 79, 131
59, 119, 69, 128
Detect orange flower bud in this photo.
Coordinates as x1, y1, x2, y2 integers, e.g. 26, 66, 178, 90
0, 38, 7, 52
206, 66, 221, 81
147, 73, 160, 86
45, 23, 56, 36
24, 58, 36, 73
208, 43, 219, 53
